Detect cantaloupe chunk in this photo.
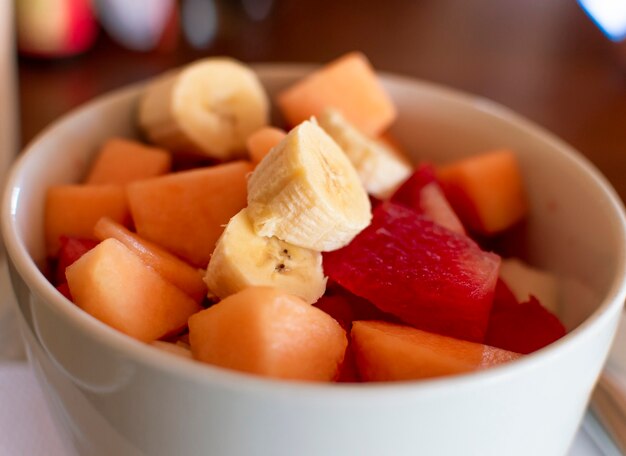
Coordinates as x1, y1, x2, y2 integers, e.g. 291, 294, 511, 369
438, 149, 528, 235
126, 160, 253, 267
66, 238, 202, 343
188, 287, 348, 381
351, 320, 521, 382
93, 217, 207, 302
45, 184, 129, 256
246, 127, 287, 164
276, 52, 396, 136
85, 137, 172, 185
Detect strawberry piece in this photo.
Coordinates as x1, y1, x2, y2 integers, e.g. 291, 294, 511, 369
486, 295, 566, 354
324, 202, 500, 342
391, 163, 465, 234
54, 236, 100, 285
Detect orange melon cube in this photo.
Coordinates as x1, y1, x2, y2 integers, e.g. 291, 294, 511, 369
351, 320, 521, 382
66, 238, 202, 343
85, 137, 172, 185
246, 127, 287, 164
93, 217, 207, 302
189, 287, 348, 381
45, 184, 129, 256
126, 161, 253, 267
438, 149, 528, 235
276, 52, 396, 136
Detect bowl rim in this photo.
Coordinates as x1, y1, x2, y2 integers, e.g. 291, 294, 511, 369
3, 63, 626, 400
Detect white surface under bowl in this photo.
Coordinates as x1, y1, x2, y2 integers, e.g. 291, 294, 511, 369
2, 65, 626, 456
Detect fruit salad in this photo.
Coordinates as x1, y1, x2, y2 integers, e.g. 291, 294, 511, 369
44, 52, 566, 383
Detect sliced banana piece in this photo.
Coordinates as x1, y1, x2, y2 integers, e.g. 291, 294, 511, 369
139, 57, 269, 160
318, 108, 413, 199
205, 209, 327, 304
247, 120, 372, 251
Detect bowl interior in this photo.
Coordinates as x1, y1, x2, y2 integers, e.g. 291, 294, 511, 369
3, 64, 626, 360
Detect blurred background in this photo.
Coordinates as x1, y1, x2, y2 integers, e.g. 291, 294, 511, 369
14, 0, 626, 201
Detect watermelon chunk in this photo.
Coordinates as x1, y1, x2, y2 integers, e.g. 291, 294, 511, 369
54, 236, 100, 285
323, 202, 500, 342
315, 284, 399, 330
336, 343, 360, 382
314, 295, 355, 331
56, 282, 73, 301
493, 278, 519, 312
390, 162, 438, 205
486, 295, 566, 354
391, 163, 465, 234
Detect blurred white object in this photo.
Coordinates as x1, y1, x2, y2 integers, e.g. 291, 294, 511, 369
95, 0, 175, 51
0, 0, 24, 361
579, 0, 626, 41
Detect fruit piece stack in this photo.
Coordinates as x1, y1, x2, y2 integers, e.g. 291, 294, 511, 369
45, 52, 566, 383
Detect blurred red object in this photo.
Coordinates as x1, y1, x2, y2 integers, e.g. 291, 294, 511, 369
16, 0, 98, 58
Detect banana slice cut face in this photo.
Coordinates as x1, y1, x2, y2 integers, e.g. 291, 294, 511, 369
247, 120, 372, 252
205, 209, 327, 304
139, 58, 269, 160
318, 108, 413, 199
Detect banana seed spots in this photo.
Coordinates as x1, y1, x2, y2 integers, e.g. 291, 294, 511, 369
275, 247, 293, 273
266, 239, 294, 274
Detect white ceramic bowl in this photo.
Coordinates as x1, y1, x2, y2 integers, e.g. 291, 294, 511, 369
3, 65, 626, 456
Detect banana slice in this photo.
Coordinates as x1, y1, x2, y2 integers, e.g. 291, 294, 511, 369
139, 58, 269, 160
205, 209, 327, 304
247, 120, 372, 252
318, 108, 413, 199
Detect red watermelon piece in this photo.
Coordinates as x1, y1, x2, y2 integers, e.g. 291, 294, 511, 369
391, 163, 465, 234
314, 294, 355, 330
314, 284, 399, 330
493, 278, 519, 312
56, 282, 73, 301
323, 202, 501, 343
54, 236, 100, 285
486, 295, 566, 354
390, 162, 437, 205
336, 343, 360, 382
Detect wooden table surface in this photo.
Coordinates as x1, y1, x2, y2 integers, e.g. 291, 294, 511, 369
18, 0, 626, 202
